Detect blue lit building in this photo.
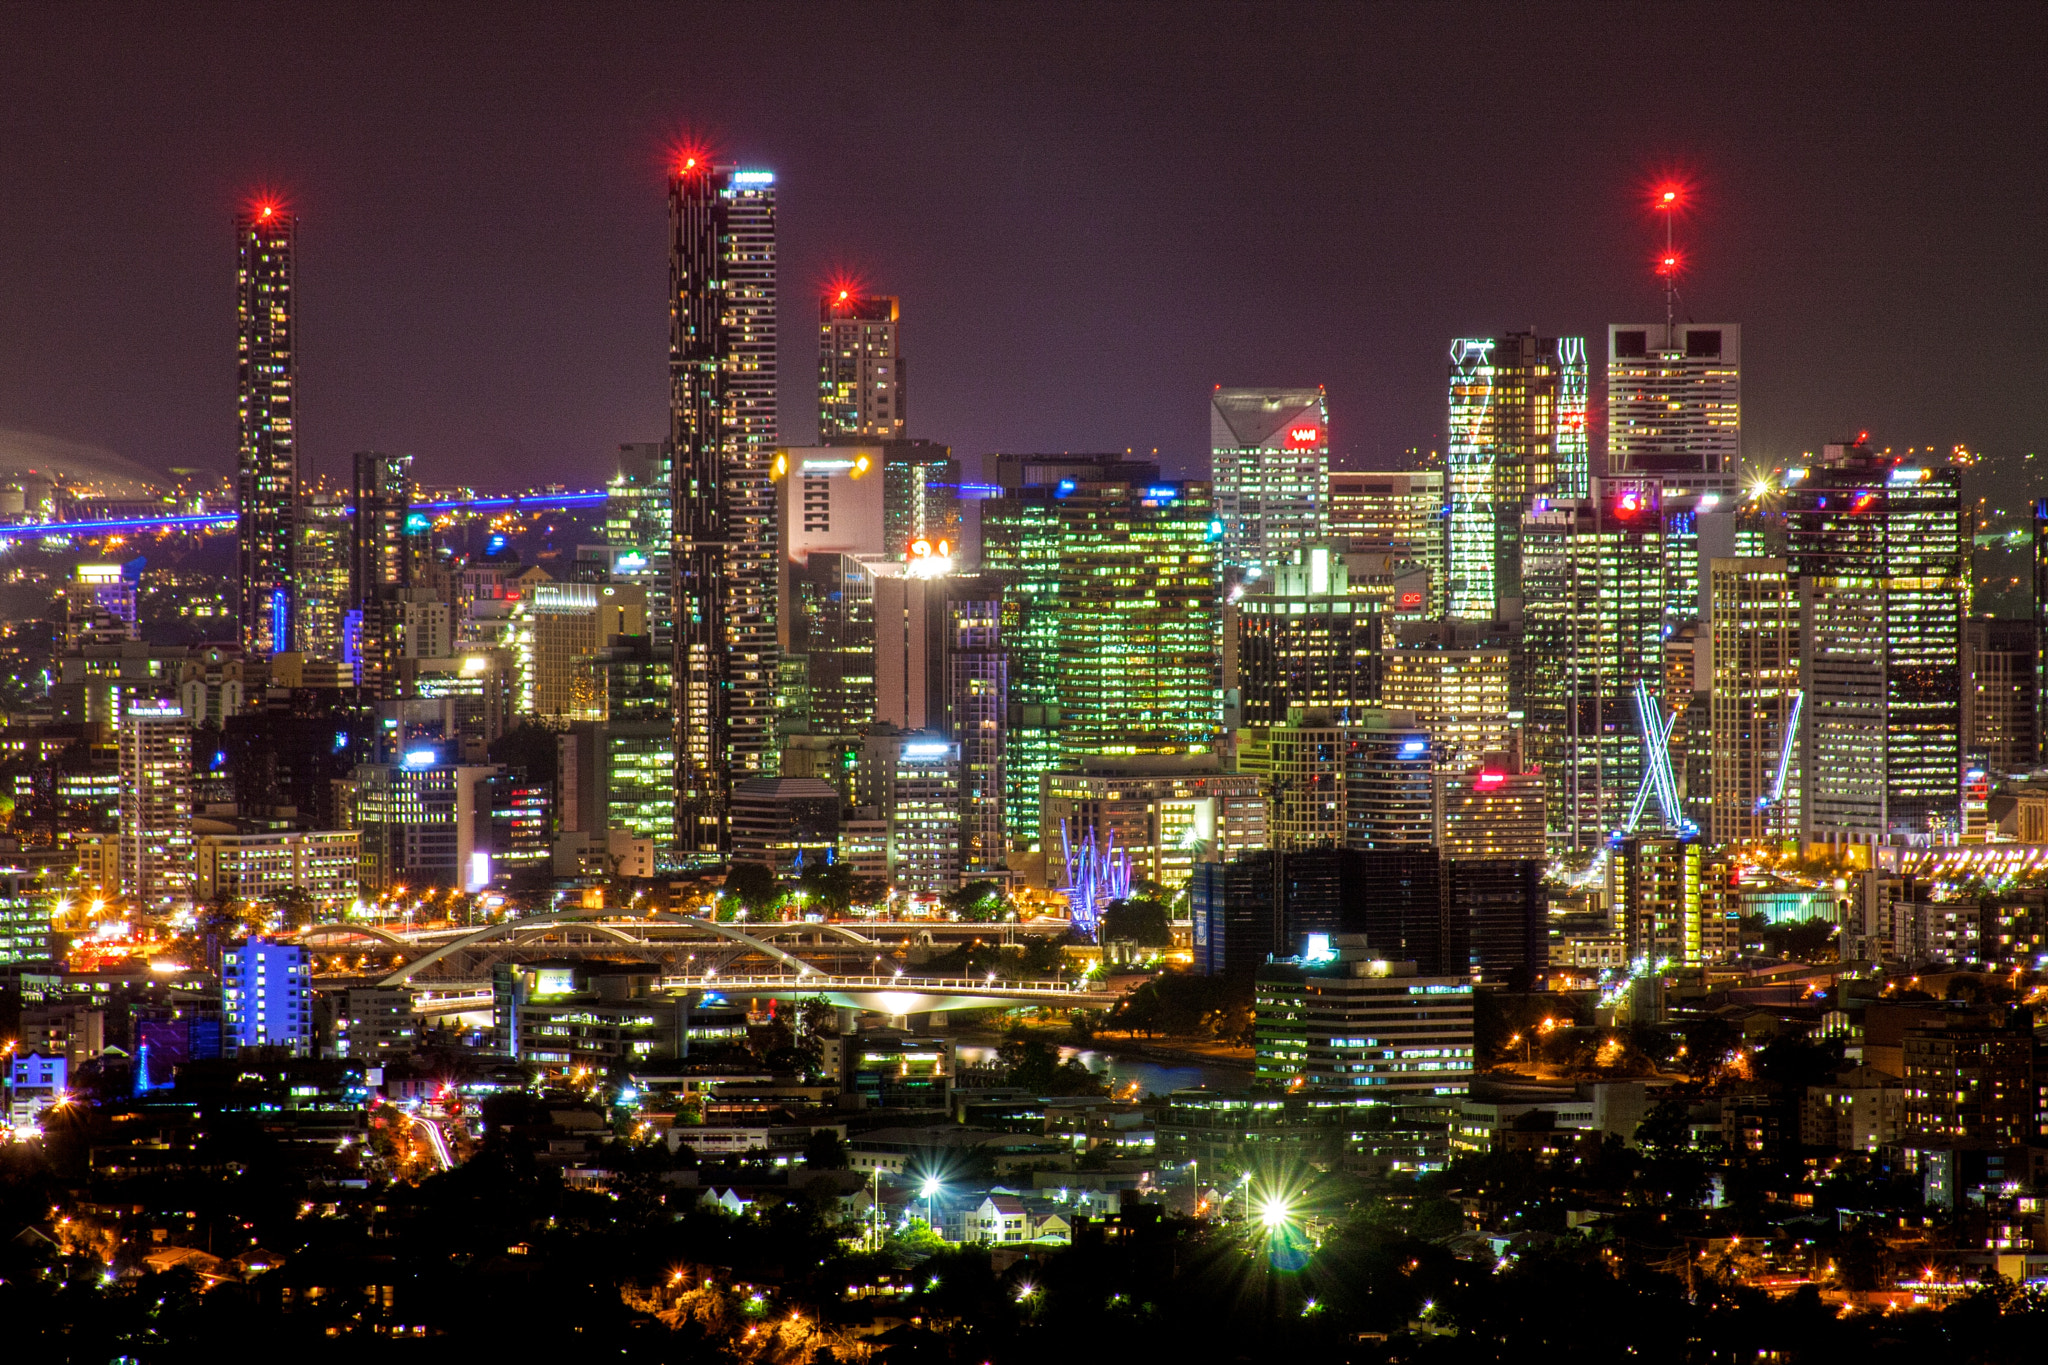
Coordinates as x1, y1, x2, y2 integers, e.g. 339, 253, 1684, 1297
222, 938, 314, 1055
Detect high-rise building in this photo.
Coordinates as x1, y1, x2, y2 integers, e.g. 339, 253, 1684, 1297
1224, 545, 1382, 729
605, 442, 675, 650
1343, 714, 1438, 850
1437, 748, 1547, 861
1521, 480, 1667, 853
1962, 619, 2037, 778
1209, 387, 1330, 575
1382, 622, 1516, 775
1787, 443, 1968, 844
1708, 557, 1801, 843
118, 699, 193, 909
293, 491, 351, 660
1610, 835, 1738, 967
1329, 470, 1446, 616
516, 582, 646, 721
873, 572, 1008, 875
880, 439, 962, 565
775, 447, 887, 722
236, 203, 296, 656
818, 292, 903, 442
1605, 324, 1741, 495
857, 728, 962, 897
669, 159, 778, 856
981, 477, 1221, 853
221, 938, 313, 1056
1444, 332, 1589, 618
347, 754, 497, 891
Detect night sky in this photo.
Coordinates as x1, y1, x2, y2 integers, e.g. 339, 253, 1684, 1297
1, 3, 2043, 489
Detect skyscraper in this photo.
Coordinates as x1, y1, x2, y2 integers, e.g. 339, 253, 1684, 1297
670, 159, 778, 855
1329, 470, 1446, 616
1708, 557, 1801, 843
1520, 479, 1667, 853
982, 475, 1221, 853
236, 203, 296, 655
1444, 332, 1589, 618
119, 700, 194, 909
293, 491, 351, 660
1606, 324, 1741, 495
818, 292, 903, 442
1224, 545, 1383, 729
1210, 387, 1330, 576
1788, 442, 1967, 844
605, 441, 675, 651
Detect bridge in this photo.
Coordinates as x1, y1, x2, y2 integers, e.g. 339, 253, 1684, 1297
0, 489, 608, 541
293, 909, 1113, 1014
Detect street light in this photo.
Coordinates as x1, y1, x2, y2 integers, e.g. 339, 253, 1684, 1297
920, 1176, 941, 1232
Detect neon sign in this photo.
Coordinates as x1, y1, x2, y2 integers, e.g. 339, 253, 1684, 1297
1284, 425, 1322, 449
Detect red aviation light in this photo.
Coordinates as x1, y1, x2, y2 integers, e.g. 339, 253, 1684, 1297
260, 205, 274, 219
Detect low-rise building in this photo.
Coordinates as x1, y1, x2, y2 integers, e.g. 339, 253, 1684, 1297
1801, 1065, 1904, 1153
1253, 935, 1474, 1097
195, 828, 360, 905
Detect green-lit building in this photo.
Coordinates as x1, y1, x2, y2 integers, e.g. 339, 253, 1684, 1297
1521, 479, 1666, 853
982, 475, 1223, 855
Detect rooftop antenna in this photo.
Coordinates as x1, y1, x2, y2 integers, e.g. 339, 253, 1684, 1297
1654, 184, 1684, 348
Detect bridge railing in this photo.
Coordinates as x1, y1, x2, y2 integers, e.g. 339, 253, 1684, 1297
657, 973, 1098, 995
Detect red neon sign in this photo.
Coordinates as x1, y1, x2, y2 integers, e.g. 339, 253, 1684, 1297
1476, 771, 1507, 788
1398, 591, 1424, 608
1284, 425, 1322, 449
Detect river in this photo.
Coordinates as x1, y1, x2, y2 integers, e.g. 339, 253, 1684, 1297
954, 1042, 1250, 1096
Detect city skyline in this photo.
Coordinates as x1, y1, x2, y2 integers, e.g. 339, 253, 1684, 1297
1, 5, 2043, 490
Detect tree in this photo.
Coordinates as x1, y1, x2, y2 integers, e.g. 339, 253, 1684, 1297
945, 879, 1009, 922
796, 857, 859, 914
1099, 896, 1172, 948
722, 861, 783, 918
489, 721, 561, 784
803, 1129, 848, 1170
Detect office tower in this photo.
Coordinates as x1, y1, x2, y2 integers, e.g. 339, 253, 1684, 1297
1709, 557, 1801, 843
1252, 939, 1474, 1097
516, 582, 646, 721
1381, 622, 1516, 774
604, 442, 675, 650
1344, 714, 1438, 849
982, 476, 1221, 855
857, 728, 963, 897
1442, 858, 1546, 989
0, 872, 53, 967
1040, 759, 1264, 891
787, 554, 879, 737
818, 292, 903, 441
235, 203, 297, 656
1209, 387, 1330, 575
347, 754, 497, 891
65, 562, 141, 648
1224, 545, 1383, 729
349, 451, 437, 698
775, 447, 887, 712
1610, 835, 1739, 967
2035, 499, 2048, 769
1788, 443, 1968, 844
1606, 324, 1741, 495
221, 939, 313, 1056
1521, 479, 1667, 853
881, 439, 962, 563
293, 492, 351, 659
1192, 847, 1447, 983
1234, 717, 1345, 850
1444, 332, 1590, 618
558, 713, 676, 858
670, 159, 778, 856
1437, 747, 1547, 861
1962, 619, 2036, 776
728, 777, 842, 878
874, 572, 1008, 875
118, 700, 193, 909
1329, 470, 1447, 616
